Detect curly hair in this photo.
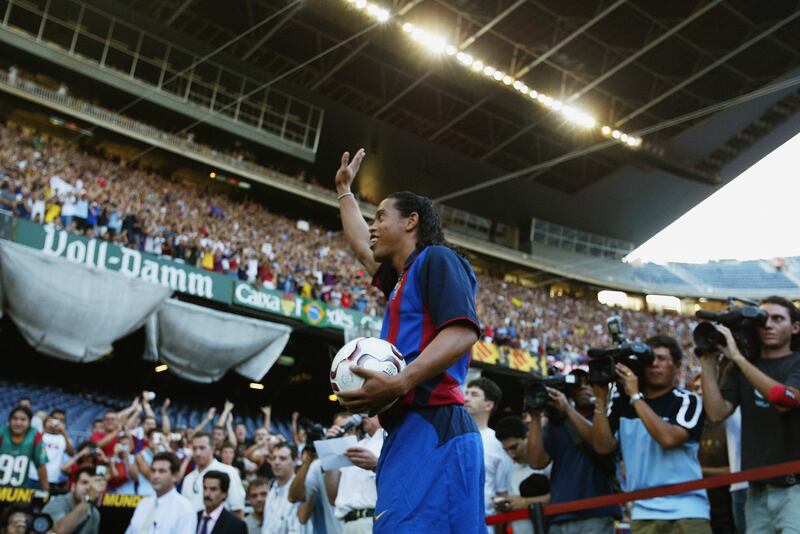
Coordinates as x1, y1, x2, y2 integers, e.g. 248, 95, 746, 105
387, 191, 446, 251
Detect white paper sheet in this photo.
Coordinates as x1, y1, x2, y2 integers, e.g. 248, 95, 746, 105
313, 436, 358, 471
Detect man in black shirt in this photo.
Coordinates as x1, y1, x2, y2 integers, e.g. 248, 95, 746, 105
527, 370, 619, 533
700, 295, 800, 532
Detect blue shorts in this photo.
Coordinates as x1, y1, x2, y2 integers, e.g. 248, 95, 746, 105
374, 405, 485, 533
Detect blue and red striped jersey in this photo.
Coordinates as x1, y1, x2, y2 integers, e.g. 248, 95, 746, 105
372, 245, 481, 407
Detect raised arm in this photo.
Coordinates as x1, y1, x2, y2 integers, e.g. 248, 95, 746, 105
160, 398, 172, 434
616, 364, 690, 450
291, 412, 301, 445
335, 149, 379, 276
590, 384, 618, 455
61, 448, 88, 475
261, 405, 271, 433
141, 392, 156, 419
216, 401, 233, 428
193, 407, 216, 435
116, 397, 140, 420
715, 325, 794, 412
525, 412, 550, 470
225, 408, 237, 447
700, 354, 735, 422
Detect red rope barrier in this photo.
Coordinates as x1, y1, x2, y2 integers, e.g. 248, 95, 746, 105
486, 459, 800, 525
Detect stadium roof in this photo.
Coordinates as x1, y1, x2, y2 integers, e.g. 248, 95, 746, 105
73, 0, 800, 243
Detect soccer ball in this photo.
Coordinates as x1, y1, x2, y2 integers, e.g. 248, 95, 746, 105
330, 337, 406, 413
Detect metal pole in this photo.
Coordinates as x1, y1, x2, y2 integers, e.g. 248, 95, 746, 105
530, 502, 547, 534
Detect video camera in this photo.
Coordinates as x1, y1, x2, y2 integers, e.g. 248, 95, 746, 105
11, 491, 54, 534
693, 298, 767, 359
588, 316, 654, 385
524, 374, 579, 411
303, 421, 326, 455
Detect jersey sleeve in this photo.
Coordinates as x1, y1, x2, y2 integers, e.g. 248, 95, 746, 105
420, 247, 480, 335
371, 262, 398, 300
720, 363, 741, 408
667, 391, 705, 442
33, 432, 48, 467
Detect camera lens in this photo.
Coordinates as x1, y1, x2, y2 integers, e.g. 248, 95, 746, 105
692, 322, 726, 352
524, 382, 549, 410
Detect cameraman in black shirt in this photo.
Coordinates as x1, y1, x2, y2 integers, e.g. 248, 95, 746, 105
526, 370, 619, 534
700, 295, 800, 532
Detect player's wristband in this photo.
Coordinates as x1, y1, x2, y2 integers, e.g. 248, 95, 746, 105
337, 192, 354, 201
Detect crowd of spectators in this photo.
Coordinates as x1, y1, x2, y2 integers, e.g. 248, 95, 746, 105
0, 391, 384, 533
0, 120, 699, 371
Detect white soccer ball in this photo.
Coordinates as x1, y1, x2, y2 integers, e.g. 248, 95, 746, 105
330, 337, 406, 413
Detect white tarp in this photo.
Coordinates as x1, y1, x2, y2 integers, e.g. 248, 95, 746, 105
0, 241, 171, 362
145, 298, 292, 383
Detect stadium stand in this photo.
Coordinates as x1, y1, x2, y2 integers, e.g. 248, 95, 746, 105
679, 260, 798, 290
1, 2, 799, 531
1, 68, 798, 303
0, 118, 705, 360
0, 380, 293, 445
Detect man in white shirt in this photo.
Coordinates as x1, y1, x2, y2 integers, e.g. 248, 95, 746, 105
465, 377, 513, 526
495, 416, 552, 534
262, 443, 311, 534
182, 432, 246, 517
323, 415, 383, 534
289, 414, 346, 534
125, 452, 196, 534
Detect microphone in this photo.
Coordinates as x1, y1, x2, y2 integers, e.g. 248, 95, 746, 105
767, 385, 800, 409
330, 414, 363, 438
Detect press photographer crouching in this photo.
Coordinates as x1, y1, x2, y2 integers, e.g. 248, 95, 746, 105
525, 369, 619, 534
699, 296, 800, 532
591, 332, 711, 534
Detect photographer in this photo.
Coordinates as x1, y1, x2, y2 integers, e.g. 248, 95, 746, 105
107, 435, 139, 495
288, 414, 344, 533
493, 416, 550, 534
41, 466, 104, 534
60, 441, 103, 488
700, 296, 800, 531
591, 335, 711, 533
526, 370, 619, 533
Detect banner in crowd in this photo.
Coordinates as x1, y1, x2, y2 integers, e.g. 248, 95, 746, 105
0, 487, 142, 508
471, 341, 547, 376
13, 219, 233, 303
0, 488, 141, 534
233, 282, 383, 332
